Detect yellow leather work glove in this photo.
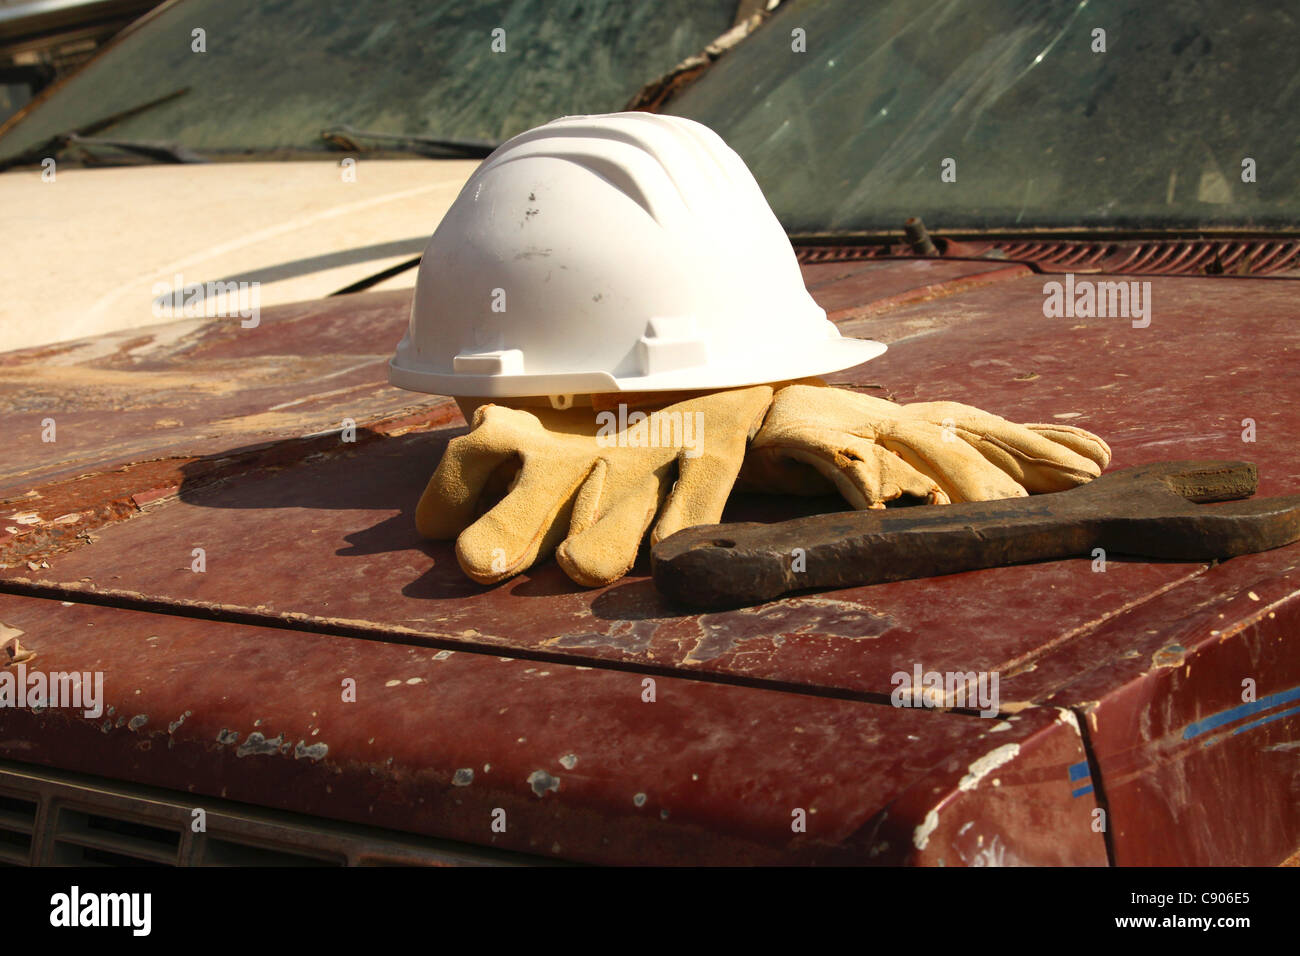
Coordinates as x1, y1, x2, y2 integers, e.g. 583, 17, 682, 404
418, 386, 773, 586
739, 384, 1110, 508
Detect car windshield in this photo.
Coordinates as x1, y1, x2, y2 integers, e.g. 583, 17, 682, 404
0, 0, 735, 164
667, 0, 1300, 235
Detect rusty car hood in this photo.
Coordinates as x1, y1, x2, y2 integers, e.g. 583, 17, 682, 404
2, 256, 1298, 865
0, 158, 477, 353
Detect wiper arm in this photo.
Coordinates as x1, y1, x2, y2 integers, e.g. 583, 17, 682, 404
321, 124, 498, 159
0, 87, 191, 171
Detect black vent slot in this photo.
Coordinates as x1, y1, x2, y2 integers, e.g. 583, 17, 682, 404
200, 837, 341, 866
54, 808, 181, 865
0, 793, 36, 865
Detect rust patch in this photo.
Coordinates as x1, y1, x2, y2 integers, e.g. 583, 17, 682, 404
1152, 644, 1187, 668
686, 598, 894, 664
545, 618, 662, 654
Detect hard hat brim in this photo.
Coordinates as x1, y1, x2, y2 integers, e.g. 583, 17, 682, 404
389, 335, 887, 399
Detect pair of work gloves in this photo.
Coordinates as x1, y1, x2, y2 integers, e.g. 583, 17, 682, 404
417, 384, 1111, 587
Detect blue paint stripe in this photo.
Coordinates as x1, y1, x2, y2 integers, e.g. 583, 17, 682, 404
1199, 703, 1300, 749
1182, 684, 1300, 740
1231, 703, 1300, 737
1068, 761, 1091, 782
1071, 784, 1095, 798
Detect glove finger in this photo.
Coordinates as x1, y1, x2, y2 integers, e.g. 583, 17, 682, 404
416, 405, 547, 540
1023, 423, 1112, 469
652, 451, 736, 542
878, 421, 1027, 503
653, 386, 773, 540
557, 463, 670, 587
902, 402, 1106, 493
454, 455, 593, 585
968, 432, 1101, 493
850, 443, 950, 508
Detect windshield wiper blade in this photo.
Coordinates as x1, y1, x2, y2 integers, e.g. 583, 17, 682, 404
62, 133, 204, 165
0, 87, 190, 171
321, 124, 498, 159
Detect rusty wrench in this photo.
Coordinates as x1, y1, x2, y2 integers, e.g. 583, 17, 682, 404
652, 461, 1300, 610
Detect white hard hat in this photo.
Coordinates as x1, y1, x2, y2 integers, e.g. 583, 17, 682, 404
389, 112, 885, 399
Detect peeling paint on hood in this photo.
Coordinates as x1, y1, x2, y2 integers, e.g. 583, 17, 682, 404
958, 743, 1020, 792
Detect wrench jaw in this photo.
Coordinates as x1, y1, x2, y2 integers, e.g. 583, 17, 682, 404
1100, 507, 1300, 561
1097, 462, 1299, 560
1109, 496, 1300, 560
1132, 459, 1258, 503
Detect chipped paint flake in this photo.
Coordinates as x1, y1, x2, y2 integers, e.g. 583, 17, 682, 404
452, 768, 474, 786
1000, 700, 1037, 713
970, 834, 1007, 866
237, 731, 287, 757
958, 743, 1020, 792
913, 809, 941, 850
1055, 708, 1080, 734
294, 740, 328, 761
527, 769, 560, 797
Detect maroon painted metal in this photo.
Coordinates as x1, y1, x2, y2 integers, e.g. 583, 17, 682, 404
0, 592, 1103, 864
803, 259, 1031, 325
1028, 548, 1300, 865
2, 255, 1298, 865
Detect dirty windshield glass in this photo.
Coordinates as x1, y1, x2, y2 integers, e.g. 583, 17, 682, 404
0, 0, 734, 163
668, 0, 1300, 233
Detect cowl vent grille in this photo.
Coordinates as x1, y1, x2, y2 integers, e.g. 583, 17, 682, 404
796, 238, 1300, 276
